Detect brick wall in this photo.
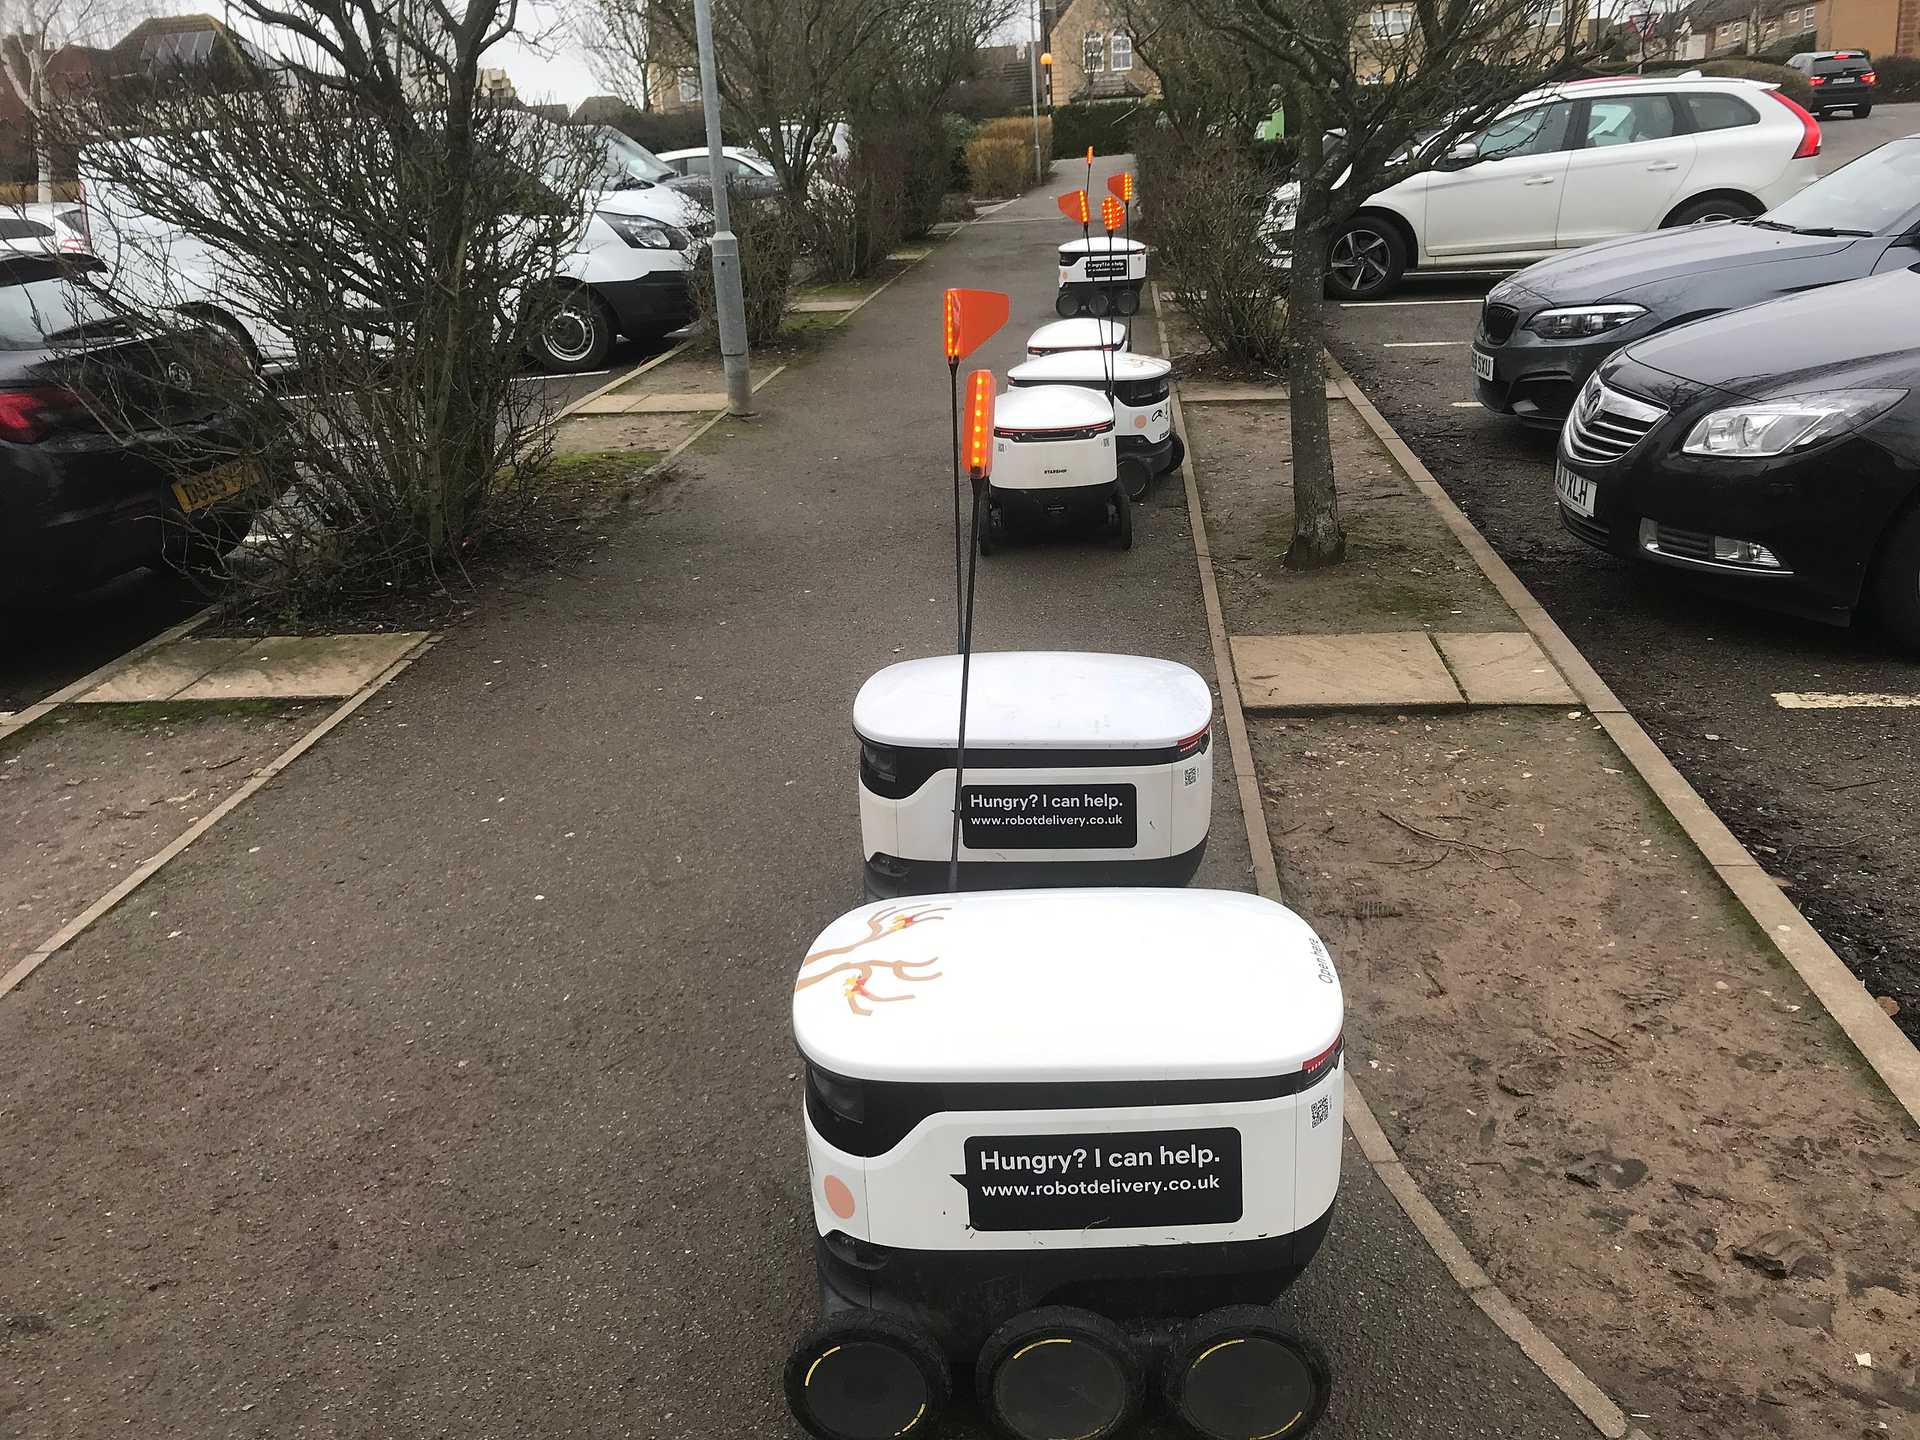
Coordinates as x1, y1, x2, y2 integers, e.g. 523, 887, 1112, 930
1047, 0, 1160, 104
1898, 0, 1918, 55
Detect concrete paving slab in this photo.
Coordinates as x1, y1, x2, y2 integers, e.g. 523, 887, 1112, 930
74, 638, 255, 703
1434, 631, 1577, 706
172, 633, 425, 700
1183, 381, 1343, 401
886, 245, 930, 260
575, 391, 729, 415
1234, 632, 1464, 710
789, 298, 863, 313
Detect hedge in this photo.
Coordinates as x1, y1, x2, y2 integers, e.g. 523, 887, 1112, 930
1050, 100, 1159, 159
1585, 57, 1813, 108
1877, 55, 1920, 101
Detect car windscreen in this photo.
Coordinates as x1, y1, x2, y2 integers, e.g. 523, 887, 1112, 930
595, 128, 676, 185
1764, 137, 1920, 235
0, 258, 118, 350
1810, 53, 1871, 75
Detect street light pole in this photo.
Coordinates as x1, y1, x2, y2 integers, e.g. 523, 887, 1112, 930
694, 0, 753, 416
1029, 0, 1045, 186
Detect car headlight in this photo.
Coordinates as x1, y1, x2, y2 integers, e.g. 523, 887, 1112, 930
597, 213, 689, 250
1526, 304, 1647, 339
1681, 389, 1907, 457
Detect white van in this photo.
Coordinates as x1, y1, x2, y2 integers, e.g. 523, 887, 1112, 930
80, 123, 700, 374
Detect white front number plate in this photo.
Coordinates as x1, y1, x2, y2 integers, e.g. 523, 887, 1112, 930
1472, 347, 1495, 383
1556, 461, 1596, 519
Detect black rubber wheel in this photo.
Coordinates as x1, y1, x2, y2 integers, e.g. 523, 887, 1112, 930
785, 1312, 950, 1440
531, 288, 613, 373
1856, 102, 1873, 117
1087, 286, 1112, 318
976, 1306, 1142, 1440
1165, 432, 1187, 477
1118, 454, 1151, 501
1110, 481, 1133, 550
1665, 195, 1760, 227
1870, 503, 1920, 651
1324, 217, 1404, 300
1055, 289, 1081, 318
1115, 286, 1141, 317
977, 505, 997, 556
1162, 1306, 1333, 1440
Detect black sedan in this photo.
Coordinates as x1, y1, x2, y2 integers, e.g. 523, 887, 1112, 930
1, 254, 282, 600
1474, 133, 1920, 425
1553, 264, 1920, 641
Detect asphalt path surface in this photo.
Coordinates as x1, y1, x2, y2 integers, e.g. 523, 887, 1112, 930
0, 332, 677, 716
0, 163, 1599, 1438
1328, 103, 1920, 1037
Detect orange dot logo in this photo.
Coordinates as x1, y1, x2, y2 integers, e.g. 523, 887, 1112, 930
824, 1175, 856, 1219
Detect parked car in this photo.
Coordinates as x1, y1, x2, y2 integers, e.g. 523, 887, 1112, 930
1552, 264, 1920, 640
0, 252, 284, 599
0, 201, 90, 257
1267, 76, 1823, 299
656, 146, 784, 201
81, 121, 701, 375
1786, 49, 1878, 117
1474, 133, 1920, 424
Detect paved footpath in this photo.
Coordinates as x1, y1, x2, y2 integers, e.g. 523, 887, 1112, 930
1, 164, 1596, 1438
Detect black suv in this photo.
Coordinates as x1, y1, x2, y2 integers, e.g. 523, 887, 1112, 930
1787, 50, 1878, 117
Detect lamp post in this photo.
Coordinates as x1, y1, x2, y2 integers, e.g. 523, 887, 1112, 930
694, 0, 753, 416
1030, 0, 1048, 185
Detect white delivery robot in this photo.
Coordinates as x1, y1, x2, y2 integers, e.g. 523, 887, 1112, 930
1056, 235, 1149, 318
981, 383, 1130, 551
854, 651, 1212, 900
1025, 317, 1130, 362
1008, 350, 1182, 499
786, 887, 1343, 1440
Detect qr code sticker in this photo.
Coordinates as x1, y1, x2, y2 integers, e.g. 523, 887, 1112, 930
1311, 1095, 1331, 1128
1183, 766, 1198, 787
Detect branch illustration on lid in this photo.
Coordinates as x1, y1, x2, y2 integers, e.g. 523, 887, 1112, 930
796, 903, 951, 1016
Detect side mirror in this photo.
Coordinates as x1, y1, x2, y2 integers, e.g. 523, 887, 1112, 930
1440, 141, 1480, 170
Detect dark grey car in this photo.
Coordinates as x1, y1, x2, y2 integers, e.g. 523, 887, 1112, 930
1472, 133, 1920, 425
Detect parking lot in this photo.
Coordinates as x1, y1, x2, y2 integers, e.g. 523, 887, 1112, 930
1328, 102, 1920, 1034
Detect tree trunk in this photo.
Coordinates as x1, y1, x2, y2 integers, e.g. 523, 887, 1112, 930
33, 74, 52, 208
1282, 199, 1345, 570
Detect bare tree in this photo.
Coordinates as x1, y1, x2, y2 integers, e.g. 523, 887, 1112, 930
53, 0, 601, 596
0, 0, 145, 204
1178, 0, 1588, 568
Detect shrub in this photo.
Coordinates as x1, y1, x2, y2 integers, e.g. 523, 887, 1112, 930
690, 188, 802, 346
804, 122, 922, 281
895, 113, 953, 239
1051, 100, 1156, 159
964, 131, 1035, 197
602, 108, 738, 156
1695, 58, 1815, 107
1137, 127, 1289, 370
1877, 55, 1920, 100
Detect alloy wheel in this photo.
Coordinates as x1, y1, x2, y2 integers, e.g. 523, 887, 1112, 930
1330, 229, 1391, 294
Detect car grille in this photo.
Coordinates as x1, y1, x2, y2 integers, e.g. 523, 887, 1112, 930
1563, 380, 1668, 465
1645, 523, 1714, 562
1482, 303, 1518, 345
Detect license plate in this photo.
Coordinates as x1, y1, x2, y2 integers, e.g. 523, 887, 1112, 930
961, 782, 1136, 850
956, 1127, 1243, 1231
171, 461, 258, 514
1556, 460, 1596, 518
1472, 347, 1496, 382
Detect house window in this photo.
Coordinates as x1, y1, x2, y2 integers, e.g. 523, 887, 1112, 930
677, 67, 700, 105
1368, 7, 1413, 38
1084, 31, 1105, 72
1109, 31, 1133, 70
1530, 0, 1566, 27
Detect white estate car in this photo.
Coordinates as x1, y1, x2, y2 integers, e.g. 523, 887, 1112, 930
1270, 75, 1824, 299
0, 201, 91, 256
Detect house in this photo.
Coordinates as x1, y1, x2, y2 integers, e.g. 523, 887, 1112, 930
1350, 0, 1588, 80
1820, 0, 1918, 53
1044, 0, 1160, 104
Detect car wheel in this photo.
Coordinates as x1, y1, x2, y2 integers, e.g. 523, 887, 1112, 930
1109, 481, 1133, 550
1665, 196, 1760, 227
1871, 505, 1920, 650
1325, 218, 1404, 300
532, 289, 613, 373
1856, 102, 1873, 117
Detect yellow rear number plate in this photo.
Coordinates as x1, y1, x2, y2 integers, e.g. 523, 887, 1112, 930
172, 462, 256, 514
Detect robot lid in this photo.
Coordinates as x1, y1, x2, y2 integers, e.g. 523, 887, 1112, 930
1008, 352, 1171, 388
991, 384, 1114, 439
1057, 236, 1148, 257
793, 888, 1342, 1085
854, 651, 1211, 751
1026, 318, 1128, 357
